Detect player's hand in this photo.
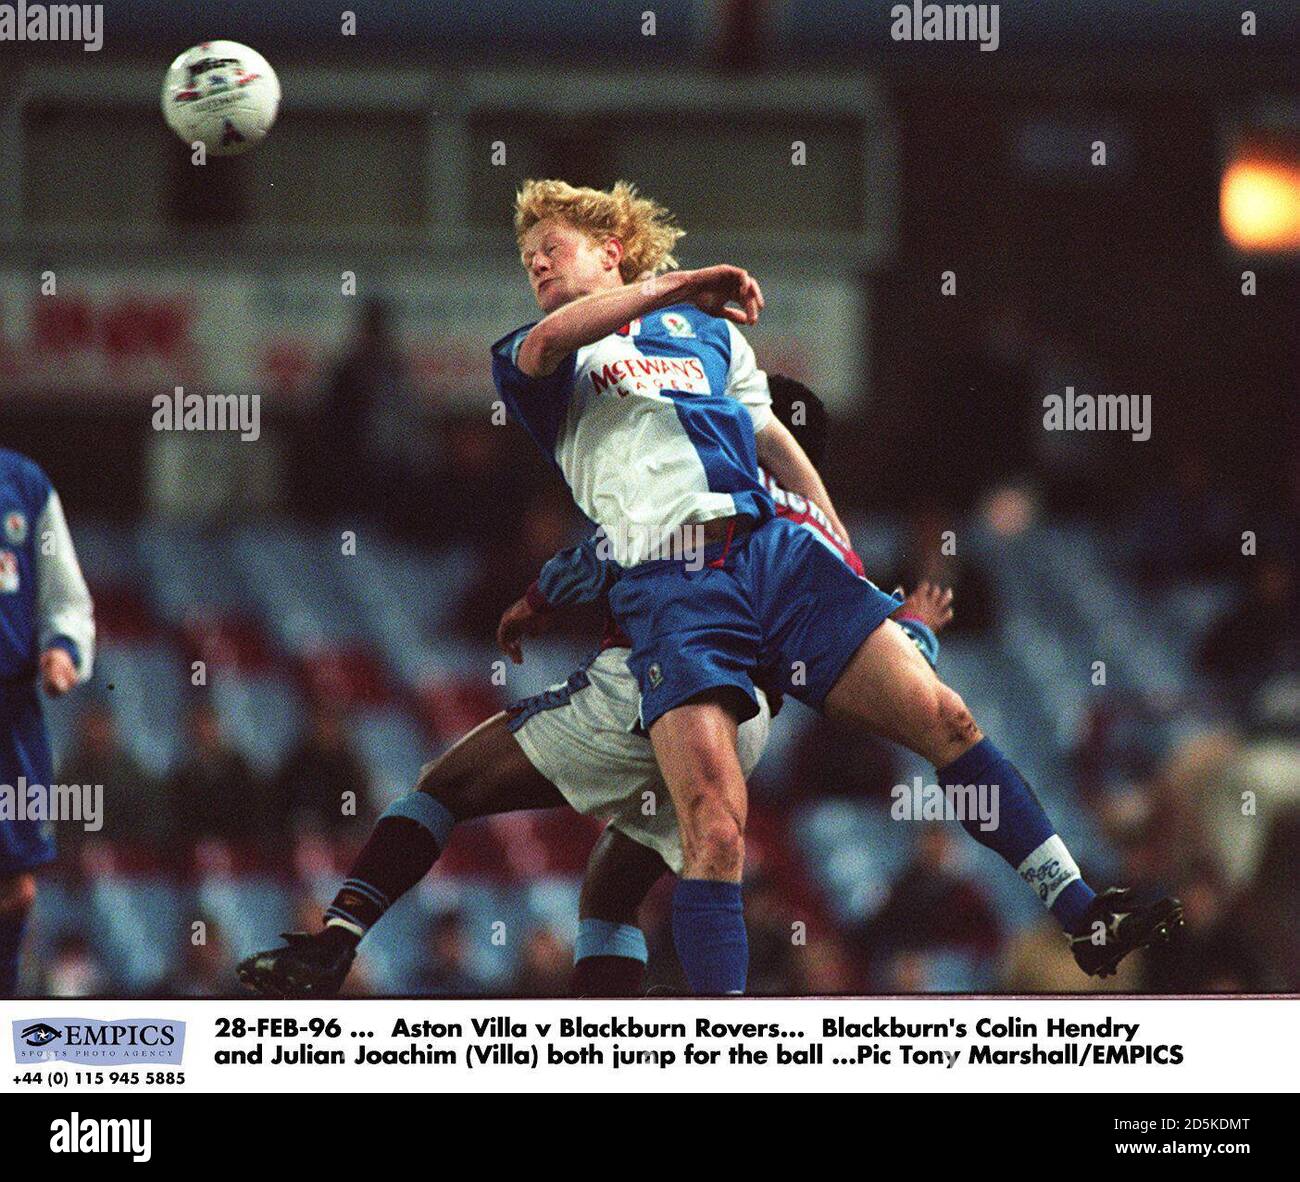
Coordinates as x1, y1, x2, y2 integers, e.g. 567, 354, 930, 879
895, 582, 954, 633
496, 597, 555, 664
681, 265, 764, 325
40, 647, 78, 696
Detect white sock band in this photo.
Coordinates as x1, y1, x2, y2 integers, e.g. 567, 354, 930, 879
324, 916, 365, 939
1016, 835, 1082, 909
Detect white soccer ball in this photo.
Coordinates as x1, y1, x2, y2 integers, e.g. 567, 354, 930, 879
161, 40, 280, 157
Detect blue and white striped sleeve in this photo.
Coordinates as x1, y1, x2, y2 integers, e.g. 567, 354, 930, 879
36, 488, 95, 678
527, 535, 618, 611
724, 321, 773, 433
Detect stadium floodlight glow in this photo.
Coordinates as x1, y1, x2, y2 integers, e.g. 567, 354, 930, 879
1220, 156, 1300, 251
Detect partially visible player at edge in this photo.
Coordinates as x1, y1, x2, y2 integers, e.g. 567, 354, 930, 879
237, 378, 948, 997
488, 179, 1181, 993
0, 448, 95, 997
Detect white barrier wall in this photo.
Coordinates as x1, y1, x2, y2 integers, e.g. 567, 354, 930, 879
0, 267, 867, 412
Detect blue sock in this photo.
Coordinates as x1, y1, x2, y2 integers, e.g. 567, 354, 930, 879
0, 910, 28, 997
672, 879, 747, 994
937, 737, 1096, 933
575, 918, 649, 964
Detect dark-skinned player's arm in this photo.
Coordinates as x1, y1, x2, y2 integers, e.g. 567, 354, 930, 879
754, 416, 851, 545
517, 265, 764, 377
497, 534, 620, 663
893, 582, 954, 669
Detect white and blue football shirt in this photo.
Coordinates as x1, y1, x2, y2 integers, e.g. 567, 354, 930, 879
491, 303, 775, 567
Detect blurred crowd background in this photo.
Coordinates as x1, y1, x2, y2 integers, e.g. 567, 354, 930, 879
1, 1, 1296, 996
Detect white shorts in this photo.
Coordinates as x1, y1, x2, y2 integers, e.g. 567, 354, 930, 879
507, 647, 771, 874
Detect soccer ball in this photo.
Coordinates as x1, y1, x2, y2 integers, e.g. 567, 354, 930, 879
161, 40, 280, 157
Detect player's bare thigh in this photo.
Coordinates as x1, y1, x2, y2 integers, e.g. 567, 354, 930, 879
414, 711, 566, 820
648, 692, 748, 882
823, 617, 982, 767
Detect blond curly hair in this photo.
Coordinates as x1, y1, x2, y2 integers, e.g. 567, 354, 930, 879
513, 179, 684, 283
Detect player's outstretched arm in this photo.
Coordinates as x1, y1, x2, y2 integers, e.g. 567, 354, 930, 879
892, 582, 954, 671
755, 417, 849, 544
517, 265, 764, 377
895, 582, 954, 634
497, 534, 617, 663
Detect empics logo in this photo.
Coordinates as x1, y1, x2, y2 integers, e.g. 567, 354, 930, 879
50, 1113, 152, 1164
20, 1022, 60, 1047
13, 1018, 185, 1065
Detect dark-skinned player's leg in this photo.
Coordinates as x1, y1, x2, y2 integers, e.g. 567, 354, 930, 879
572, 827, 669, 996
238, 713, 564, 997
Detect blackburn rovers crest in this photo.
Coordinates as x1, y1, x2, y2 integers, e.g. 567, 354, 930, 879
661, 312, 695, 338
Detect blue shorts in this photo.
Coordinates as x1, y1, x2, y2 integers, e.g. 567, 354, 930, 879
608, 515, 901, 730
0, 680, 57, 875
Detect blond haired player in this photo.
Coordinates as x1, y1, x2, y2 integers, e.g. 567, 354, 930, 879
241, 180, 1179, 997
489, 179, 1179, 992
